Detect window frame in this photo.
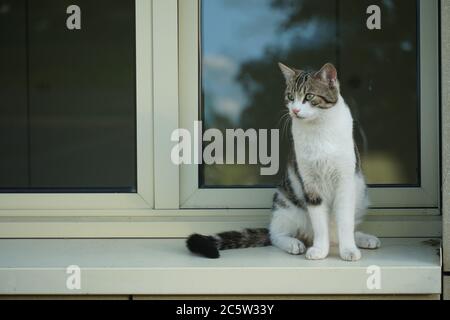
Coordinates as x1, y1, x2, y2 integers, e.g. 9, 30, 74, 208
0, 0, 154, 213
177, 0, 440, 210
0, 0, 442, 240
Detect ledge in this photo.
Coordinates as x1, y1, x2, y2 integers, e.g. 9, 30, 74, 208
0, 238, 441, 295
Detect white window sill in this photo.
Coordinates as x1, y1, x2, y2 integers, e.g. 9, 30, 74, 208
0, 238, 441, 295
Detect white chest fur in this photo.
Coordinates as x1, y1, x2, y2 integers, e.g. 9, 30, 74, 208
291, 98, 356, 196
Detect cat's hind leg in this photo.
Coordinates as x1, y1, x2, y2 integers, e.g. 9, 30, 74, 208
272, 235, 306, 255
270, 207, 307, 255
355, 231, 381, 249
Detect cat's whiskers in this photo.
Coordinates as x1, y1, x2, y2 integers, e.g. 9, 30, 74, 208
278, 111, 292, 139
275, 109, 288, 125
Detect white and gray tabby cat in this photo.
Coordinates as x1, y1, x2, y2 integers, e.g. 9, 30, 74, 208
187, 62, 380, 261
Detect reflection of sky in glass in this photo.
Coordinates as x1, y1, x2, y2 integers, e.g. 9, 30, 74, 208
201, 0, 420, 187
202, 0, 337, 125
203, 0, 283, 125
202, 0, 413, 124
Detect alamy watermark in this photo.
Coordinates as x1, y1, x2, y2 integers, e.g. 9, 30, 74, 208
66, 265, 81, 290
66, 5, 81, 30
170, 121, 280, 176
367, 5, 382, 30
366, 265, 382, 290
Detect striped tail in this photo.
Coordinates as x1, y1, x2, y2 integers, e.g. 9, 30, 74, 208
186, 228, 271, 259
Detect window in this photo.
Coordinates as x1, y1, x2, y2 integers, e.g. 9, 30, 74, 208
0, 0, 136, 193
179, 0, 439, 209
0, 0, 440, 238
0, 0, 442, 298
0, 0, 152, 209
201, 0, 419, 187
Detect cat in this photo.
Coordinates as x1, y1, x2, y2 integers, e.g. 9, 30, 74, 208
187, 62, 380, 261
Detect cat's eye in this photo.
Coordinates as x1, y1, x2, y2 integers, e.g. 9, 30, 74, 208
305, 94, 315, 101
287, 94, 295, 101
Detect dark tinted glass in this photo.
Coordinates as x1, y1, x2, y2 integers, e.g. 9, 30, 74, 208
201, 0, 419, 187
0, 0, 136, 192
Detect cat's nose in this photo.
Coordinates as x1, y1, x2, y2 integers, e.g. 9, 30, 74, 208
292, 108, 300, 115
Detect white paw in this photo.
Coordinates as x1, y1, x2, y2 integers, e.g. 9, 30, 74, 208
356, 234, 381, 249
305, 247, 328, 260
287, 239, 306, 255
340, 247, 362, 261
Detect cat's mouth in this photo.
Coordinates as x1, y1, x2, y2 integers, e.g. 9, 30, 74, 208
292, 113, 307, 120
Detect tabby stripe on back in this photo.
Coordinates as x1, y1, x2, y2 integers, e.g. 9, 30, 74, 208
279, 174, 306, 209
272, 193, 288, 209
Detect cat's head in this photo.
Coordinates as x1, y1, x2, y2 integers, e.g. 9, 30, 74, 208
278, 62, 340, 121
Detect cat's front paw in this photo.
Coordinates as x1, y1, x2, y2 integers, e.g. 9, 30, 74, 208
305, 247, 328, 260
340, 247, 362, 261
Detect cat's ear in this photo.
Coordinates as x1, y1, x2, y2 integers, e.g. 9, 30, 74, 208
315, 63, 338, 87
278, 62, 297, 82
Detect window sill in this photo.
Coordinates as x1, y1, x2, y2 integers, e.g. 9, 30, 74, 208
0, 238, 441, 295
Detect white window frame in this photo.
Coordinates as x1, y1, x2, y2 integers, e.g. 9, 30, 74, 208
0, 0, 441, 239
177, 0, 440, 210
0, 0, 154, 213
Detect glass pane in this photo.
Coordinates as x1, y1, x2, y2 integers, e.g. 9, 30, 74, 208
0, 0, 136, 192
0, 0, 29, 188
201, 0, 419, 188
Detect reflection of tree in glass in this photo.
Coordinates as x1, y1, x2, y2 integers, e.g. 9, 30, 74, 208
204, 0, 419, 187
